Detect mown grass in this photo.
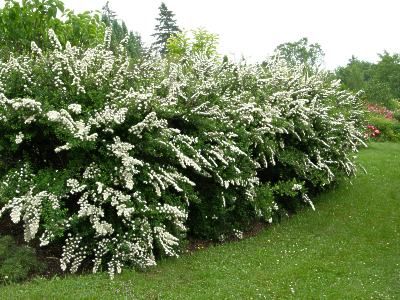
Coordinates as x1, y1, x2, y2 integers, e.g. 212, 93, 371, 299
1, 142, 399, 299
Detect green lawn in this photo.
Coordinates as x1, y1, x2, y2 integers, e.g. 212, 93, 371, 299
1, 143, 399, 299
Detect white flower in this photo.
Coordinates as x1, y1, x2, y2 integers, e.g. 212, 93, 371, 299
67, 178, 86, 194
15, 132, 24, 144
154, 226, 179, 257
54, 143, 71, 153
31, 41, 42, 56
47, 111, 61, 121
233, 229, 243, 239
68, 103, 82, 114
48, 29, 62, 50
292, 184, 302, 191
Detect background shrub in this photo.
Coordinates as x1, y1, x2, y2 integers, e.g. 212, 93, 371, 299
367, 115, 400, 142
0, 235, 44, 284
393, 110, 400, 122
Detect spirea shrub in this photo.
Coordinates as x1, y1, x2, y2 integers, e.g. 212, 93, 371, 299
0, 29, 365, 278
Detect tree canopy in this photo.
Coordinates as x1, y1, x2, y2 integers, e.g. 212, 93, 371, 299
0, 0, 105, 58
336, 52, 400, 108
274, 37, 324, 71
152, 2, 180, 54
166, 29, 219, 60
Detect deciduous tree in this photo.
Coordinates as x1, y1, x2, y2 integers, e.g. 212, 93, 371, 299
274, 37, 324, 72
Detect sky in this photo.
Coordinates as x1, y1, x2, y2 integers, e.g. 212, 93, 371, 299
3, 0, 400, 69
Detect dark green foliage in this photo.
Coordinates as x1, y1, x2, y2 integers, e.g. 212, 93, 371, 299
394, 110, 400, 122
337, 52, 400, 108
152, 2, 180, 54
372, 52, 400, 99
187, 181, 257, 239
336, 56, 372, 91
0, 235, 44, 283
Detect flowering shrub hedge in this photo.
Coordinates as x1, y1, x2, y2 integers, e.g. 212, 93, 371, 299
0, 30, 365, 278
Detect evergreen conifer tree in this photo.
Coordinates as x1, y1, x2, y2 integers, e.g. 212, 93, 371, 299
101, 1, 143, 60
102, 1, 116, 24
152, 2, 180, 54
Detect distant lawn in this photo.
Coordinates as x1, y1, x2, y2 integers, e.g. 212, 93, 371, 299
1, 142, 399, 299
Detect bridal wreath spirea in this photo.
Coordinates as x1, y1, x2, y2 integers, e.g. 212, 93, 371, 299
0, 29, 365, 278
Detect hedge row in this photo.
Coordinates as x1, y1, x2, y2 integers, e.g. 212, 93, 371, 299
0, 30, 365, 278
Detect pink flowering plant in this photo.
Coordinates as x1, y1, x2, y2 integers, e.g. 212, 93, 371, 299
365, 102, 400, 141
366, 124, 381, 138
0, 29, 365, 278
367, 103, 394, 120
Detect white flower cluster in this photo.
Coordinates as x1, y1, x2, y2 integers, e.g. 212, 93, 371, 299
15, 132, 24, 144
47, 109, 97, 141
154, 226, 180, 257
89, 106, 128, 127
0, 185, 59, 242
60, 234, 87, 273
67, 178, 86, 194
156, 203, 187, 231
108, 137, 143, 190
68, 103, 82, 114
292, 184, 303, 191
233, 229, 243, 240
